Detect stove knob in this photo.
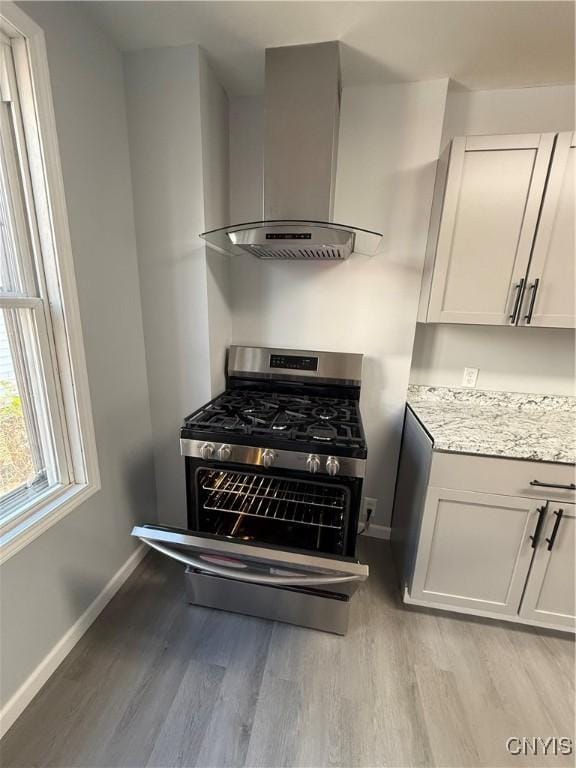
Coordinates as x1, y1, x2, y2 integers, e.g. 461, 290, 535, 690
326, 456, 340, 477
262, 448, 277, 468
307, 454, 321, 474
218, 444, 232, 461
200, 442, 215, 460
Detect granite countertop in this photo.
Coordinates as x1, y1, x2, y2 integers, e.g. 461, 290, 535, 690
407, 385, 576, 464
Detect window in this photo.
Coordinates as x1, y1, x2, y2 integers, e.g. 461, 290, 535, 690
0, 9, 99, 562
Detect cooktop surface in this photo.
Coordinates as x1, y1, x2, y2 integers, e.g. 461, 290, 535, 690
181, 388, 367, 457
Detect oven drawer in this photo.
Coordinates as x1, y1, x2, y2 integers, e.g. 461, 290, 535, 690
185, 568, 352, 634
132, 524, 369, 588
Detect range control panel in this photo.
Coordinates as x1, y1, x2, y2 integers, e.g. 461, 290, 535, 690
269, 354, 318, 372
265, 233, 312, 240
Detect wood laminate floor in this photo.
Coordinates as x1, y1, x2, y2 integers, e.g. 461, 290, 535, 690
2, 539, 574, 768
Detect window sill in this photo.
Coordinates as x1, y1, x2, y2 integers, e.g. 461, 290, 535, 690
0, 479, 101, 564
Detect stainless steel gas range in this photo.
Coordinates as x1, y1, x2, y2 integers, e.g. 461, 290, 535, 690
132, 345, 369, 634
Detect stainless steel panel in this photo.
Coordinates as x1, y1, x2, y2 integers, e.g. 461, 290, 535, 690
185, 568, 351, 635
264, 42, 340, 222
227, 345, 363, 386
199, 42, 384, 262
131, 525, 369, 579
138, 538, 363, 587
228, 223, 353, 260
200, 220, 382, 259
180, 439, 366, 478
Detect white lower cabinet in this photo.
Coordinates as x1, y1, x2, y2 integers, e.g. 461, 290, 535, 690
407, 489, 575, 631
519, 503, 575, 628
393, 408, 576, 632
410, 489, 540, 616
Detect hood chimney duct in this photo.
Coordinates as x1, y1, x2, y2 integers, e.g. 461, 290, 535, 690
264, 42, 341, 221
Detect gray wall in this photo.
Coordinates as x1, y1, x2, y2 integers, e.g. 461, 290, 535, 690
199, 53, 232, 397
124, 47, 232, 527
411, 83, 575, 395
124, 45, 210, 529
0, 2, 155, 708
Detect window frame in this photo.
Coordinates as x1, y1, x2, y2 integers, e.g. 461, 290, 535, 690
0, 3, 100, 563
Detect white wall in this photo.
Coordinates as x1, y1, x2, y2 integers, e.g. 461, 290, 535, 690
125, 47, 232, 527
441, 83, 574, 145
1, 2, 155, 710
124, 45, 209, 528
229, 81, 449, 526
411, 325, 575, 395
411, 82, 575, 396
200, 53, 232, 396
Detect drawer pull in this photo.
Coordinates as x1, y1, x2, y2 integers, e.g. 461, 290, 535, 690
529, 505, 547, 548
530, 480, 576, 491
545, 509, 563, 551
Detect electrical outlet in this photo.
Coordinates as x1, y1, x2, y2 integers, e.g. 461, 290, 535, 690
359, 497, 377, 534
462, 367, 479, 388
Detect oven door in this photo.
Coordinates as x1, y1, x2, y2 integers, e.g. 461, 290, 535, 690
131, 524, 368, 595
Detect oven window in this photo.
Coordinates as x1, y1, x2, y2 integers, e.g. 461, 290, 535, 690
196, 469, 350, 556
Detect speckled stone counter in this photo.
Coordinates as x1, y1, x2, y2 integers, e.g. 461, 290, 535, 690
407, 385, 576, 464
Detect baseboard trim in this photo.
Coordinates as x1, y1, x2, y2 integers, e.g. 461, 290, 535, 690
364, 524, 391, 540
0, 544, 147, 740
403, 587, 575, 635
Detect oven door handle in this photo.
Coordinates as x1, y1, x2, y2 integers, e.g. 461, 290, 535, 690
138, 537, 366, 586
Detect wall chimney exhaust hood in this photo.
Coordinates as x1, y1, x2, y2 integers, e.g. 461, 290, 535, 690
201, 42, 382, 260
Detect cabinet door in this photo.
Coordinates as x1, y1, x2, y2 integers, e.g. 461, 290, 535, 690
520, 133, 575, 329
519, 503, 575, 629
427, 134, 554, 325
410, 488, 539, 615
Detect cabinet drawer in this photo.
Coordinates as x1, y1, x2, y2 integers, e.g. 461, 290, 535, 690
429, 452, 575, 503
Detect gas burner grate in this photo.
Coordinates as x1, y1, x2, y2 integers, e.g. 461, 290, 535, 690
183, 388, 366, 452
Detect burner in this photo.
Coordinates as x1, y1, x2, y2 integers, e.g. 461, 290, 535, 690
220, 416, 242, 430
313, 406, 338, 421
309, 423, 337, 441
271, 411, 301, 431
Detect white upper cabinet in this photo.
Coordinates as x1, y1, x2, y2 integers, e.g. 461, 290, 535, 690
519, 132, 575, 329
418, 132, 575, 328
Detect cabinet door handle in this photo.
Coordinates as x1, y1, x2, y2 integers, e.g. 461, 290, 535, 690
509, 278, 525, 324
530, 480, 576, 491
530, 505, 547, 548
545, 509, 564, 551
524, 278, 540, 324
